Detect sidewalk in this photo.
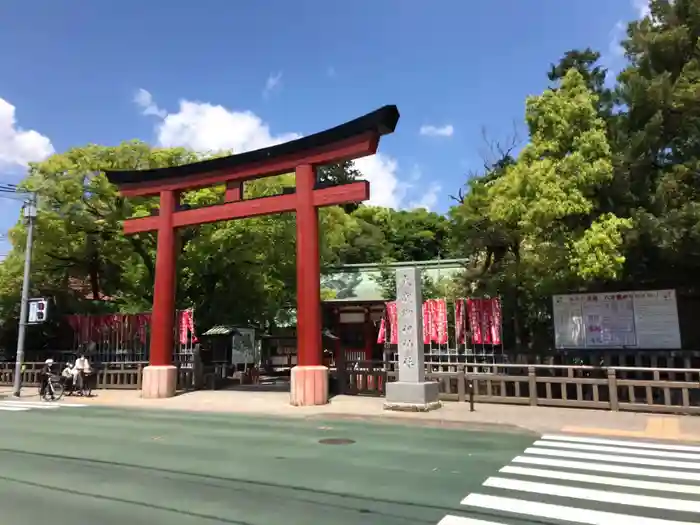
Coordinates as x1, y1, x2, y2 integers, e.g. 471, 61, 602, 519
4, 386, 699, 441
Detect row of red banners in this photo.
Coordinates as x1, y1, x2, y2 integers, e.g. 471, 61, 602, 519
65, 309, 198, 345
377, 298, 502, 346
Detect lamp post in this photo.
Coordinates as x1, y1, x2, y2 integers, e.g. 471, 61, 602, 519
12, 192, 37, 397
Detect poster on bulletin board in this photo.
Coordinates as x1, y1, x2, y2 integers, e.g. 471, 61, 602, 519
552, 289, 681, 350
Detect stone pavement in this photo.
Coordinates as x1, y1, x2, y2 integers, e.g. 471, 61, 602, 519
4, 385, 699, 442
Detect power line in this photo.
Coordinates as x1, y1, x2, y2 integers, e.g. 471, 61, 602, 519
0, 182, 35, 202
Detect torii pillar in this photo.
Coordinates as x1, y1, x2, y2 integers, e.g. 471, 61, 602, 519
105, 105, 400, 405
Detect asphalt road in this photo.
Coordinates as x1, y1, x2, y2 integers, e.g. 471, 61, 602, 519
0, 400, 533, 525
3, 400, 700, 524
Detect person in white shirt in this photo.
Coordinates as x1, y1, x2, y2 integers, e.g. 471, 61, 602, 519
73, 354, 91, 391
61, 362, 74, 390
61, 362, 73, 378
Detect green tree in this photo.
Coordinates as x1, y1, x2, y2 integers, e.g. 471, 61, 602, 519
449, 69, 631, 349
615, 0, 700, 293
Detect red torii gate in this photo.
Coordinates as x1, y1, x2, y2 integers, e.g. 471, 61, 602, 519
105, 106, 400, 405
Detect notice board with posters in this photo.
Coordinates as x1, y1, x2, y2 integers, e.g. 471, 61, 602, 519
552, 289, 681, 349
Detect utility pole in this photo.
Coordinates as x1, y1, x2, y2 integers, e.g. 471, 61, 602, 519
12, 193, 37, 397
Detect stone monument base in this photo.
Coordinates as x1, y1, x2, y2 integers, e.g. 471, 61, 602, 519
290, 365, 329, 406
141, 365, 177, 399
384, 381, 441, 412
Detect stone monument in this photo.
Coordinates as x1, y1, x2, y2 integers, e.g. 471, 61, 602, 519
384, 267, 441, 411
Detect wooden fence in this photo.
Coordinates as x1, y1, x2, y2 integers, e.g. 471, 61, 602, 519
0, 361, 223, 392
336, 360, 700, 415
3, 360, 699, 415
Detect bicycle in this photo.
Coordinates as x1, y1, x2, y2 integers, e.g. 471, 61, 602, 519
39, 374, 65, 401
68, 371, 93, 397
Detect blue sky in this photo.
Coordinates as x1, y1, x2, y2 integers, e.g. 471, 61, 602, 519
0, 0, 648, 255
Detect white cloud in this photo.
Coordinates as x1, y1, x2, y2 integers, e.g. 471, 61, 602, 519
607, 20, 627, 63
354, 154, 402, 208
632, 0, 651, 18
155, 99, 300, 154
419, 124, 454, 137
606, 1, 653, 69
134, 88, 166, 118
0, 97, 54, 168
135, 90, 407, 208
408, 182, 441, 211
326, 66, 336, 78
263, 72, 283, 98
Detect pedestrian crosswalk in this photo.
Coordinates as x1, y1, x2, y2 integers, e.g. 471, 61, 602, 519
439, 433, 700, 524
0, 400, 87, 412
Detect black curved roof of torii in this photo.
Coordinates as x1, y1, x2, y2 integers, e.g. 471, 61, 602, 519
104, 105, 400, 186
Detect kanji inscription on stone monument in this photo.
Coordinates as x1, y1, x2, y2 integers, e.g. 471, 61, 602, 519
396, 268, 425, 383
384, 266, 441, 411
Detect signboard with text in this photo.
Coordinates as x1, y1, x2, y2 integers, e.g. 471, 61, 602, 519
553, 289, 681, 350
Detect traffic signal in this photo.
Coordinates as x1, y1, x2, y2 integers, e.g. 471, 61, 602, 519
35, 300, 46, 322
28, 298, 49, 324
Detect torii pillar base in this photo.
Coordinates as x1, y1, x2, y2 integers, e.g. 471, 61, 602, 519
290, 366, 329, 406
141, 365, 177, 399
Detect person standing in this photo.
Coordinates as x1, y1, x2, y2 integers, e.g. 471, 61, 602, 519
73, 354, 91, 391
39, 359, 54, 400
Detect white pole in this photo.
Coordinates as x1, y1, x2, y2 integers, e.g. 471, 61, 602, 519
12, 193, 37, 397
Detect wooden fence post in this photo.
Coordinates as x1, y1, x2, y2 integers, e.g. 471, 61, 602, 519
607, 368, 619, 411
528, 366, 538, 406
457, 370, 466, 402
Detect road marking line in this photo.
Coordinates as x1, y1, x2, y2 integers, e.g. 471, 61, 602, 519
0, 403, 59, 410
437, 516, 504, 525
561, 420, 697, 442
512, 455, 700, 481
525, 446, 700, 470
483, 477, 700, 513
0, 401, 87, 408
534, 439, 700, 460
560, 426, 647, 438
0, 406, 30, 411
500, 465, 700, 495
461, 493, 692, 525
542, 434, 700, 452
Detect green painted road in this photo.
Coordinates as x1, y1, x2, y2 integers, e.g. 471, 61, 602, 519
5, 400, 699, 524
0, 400, 534, 525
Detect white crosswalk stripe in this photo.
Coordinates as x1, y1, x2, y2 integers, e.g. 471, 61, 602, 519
439, 433, 700, 525
0, 400, 87, 412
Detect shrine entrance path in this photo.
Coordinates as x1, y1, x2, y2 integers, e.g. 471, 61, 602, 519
0, 405, 533, 525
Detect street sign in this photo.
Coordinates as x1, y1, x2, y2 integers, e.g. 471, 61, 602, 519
28, 298, 48, 324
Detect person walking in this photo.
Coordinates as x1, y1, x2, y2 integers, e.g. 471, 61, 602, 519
39, 359, 55, 401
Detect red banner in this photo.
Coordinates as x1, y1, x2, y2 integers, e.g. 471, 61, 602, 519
481, 299, 493, 344
466, 298, 502, 345
387, 302, 398, 344
377, 318, 387, 344
421, 303, 431, 344
177, 309, 198, 344
177, 311, 187, 344
435, 299, 448, 344
187, 309, 198, 343
490, 298, 502, 345
423, 299, 438, 343
137, 313, 151, 344
455, 299, 466, 344
466, 299, 482, 344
